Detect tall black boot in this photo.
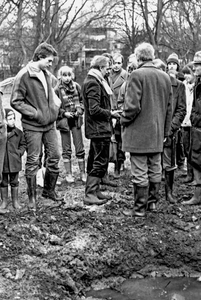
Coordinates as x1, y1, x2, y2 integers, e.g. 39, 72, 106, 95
26, 176, 37, 210
147, 182, 161, 212
165, 170, 176, 203
11, 186, 21, 210
133, 184, 149, 217
42, 171, 64, 201
114, 161, 122, 179
84, 175, 107, 205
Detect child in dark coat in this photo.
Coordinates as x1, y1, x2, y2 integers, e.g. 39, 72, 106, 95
0, 109, 26, 213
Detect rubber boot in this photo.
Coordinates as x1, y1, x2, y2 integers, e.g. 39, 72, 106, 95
133, 185, 149, 217
42, 170, 64, 201
78, 159, 87, 183
183, 163, 193, 183
36, 167, 45, 188
26, 176, 37, 210
0, 186, 9, 213
84, 176, 107, 205
165, 170, 176, 204
146, 182, 161, 212
114, 161, 121, 179
64, 160, 74, 183
183, 186, 201, 205
11, 186, 21, 210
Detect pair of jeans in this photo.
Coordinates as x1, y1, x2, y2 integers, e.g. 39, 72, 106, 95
60, 126, 85, 160
1, 172, 19, 187
87, 138, 110, 178
0, 125, 7, 183
24, 127, 61, 177
130, 153, 162, 186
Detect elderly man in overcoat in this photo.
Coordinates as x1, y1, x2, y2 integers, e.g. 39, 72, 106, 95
121, 42, 173, 217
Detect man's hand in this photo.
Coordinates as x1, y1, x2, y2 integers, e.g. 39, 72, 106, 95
64, 112, 74, 118
111, 110, 121, 118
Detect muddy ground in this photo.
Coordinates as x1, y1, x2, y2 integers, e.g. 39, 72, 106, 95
1, 91, 201, 300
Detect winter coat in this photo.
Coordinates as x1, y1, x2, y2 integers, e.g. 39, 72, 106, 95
121, 61, 173, 153
3, 126, 26, 173
55, 80, 84, 131
0, 90, 6, 180
10, 62, 59, 132
189, 77, 201, 170
169, 76, 186, 136
0, 88, 6, 129
82, 74, 112, 139
110, 69, 128, 109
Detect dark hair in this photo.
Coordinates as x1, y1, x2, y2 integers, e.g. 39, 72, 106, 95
32, 42, 58, 62
182, 61, 194, 75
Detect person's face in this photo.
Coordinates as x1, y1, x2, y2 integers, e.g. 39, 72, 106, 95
112, 57, 123, 72
194, 64, 201, 76
38, 55, 54, 70
61, 71, 73, 84
105, 65, 112, 78
167, 62, 178, 71
184, 73, 194, 84
100, 62, 110, 78
6, 113, 15, 128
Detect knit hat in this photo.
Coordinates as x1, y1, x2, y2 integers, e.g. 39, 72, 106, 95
5, 108, 15, 118
193, 51, 201, 64
167, 53, 180, 66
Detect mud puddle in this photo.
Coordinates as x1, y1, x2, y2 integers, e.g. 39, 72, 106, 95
86, 277, 201, 299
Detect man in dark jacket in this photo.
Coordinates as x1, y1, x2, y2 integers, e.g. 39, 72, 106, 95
183, 51, 201, 205
82, 55, 120, 205
121, 42, 173, 217
0, 87, 6, 185
10, 42, 63, 210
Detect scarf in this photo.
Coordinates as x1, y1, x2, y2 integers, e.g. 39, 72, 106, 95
58, 80, 79, 111
88, 69, 113, 95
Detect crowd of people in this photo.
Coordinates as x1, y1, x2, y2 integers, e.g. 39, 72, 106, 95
0, 41, 201, 218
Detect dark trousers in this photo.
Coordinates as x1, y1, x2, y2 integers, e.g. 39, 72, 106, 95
87, 138, 110, 178
0, 125, 7, 183
182, 126, 191, 161
1, 172, 19, 187
176, 128, 185, 167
